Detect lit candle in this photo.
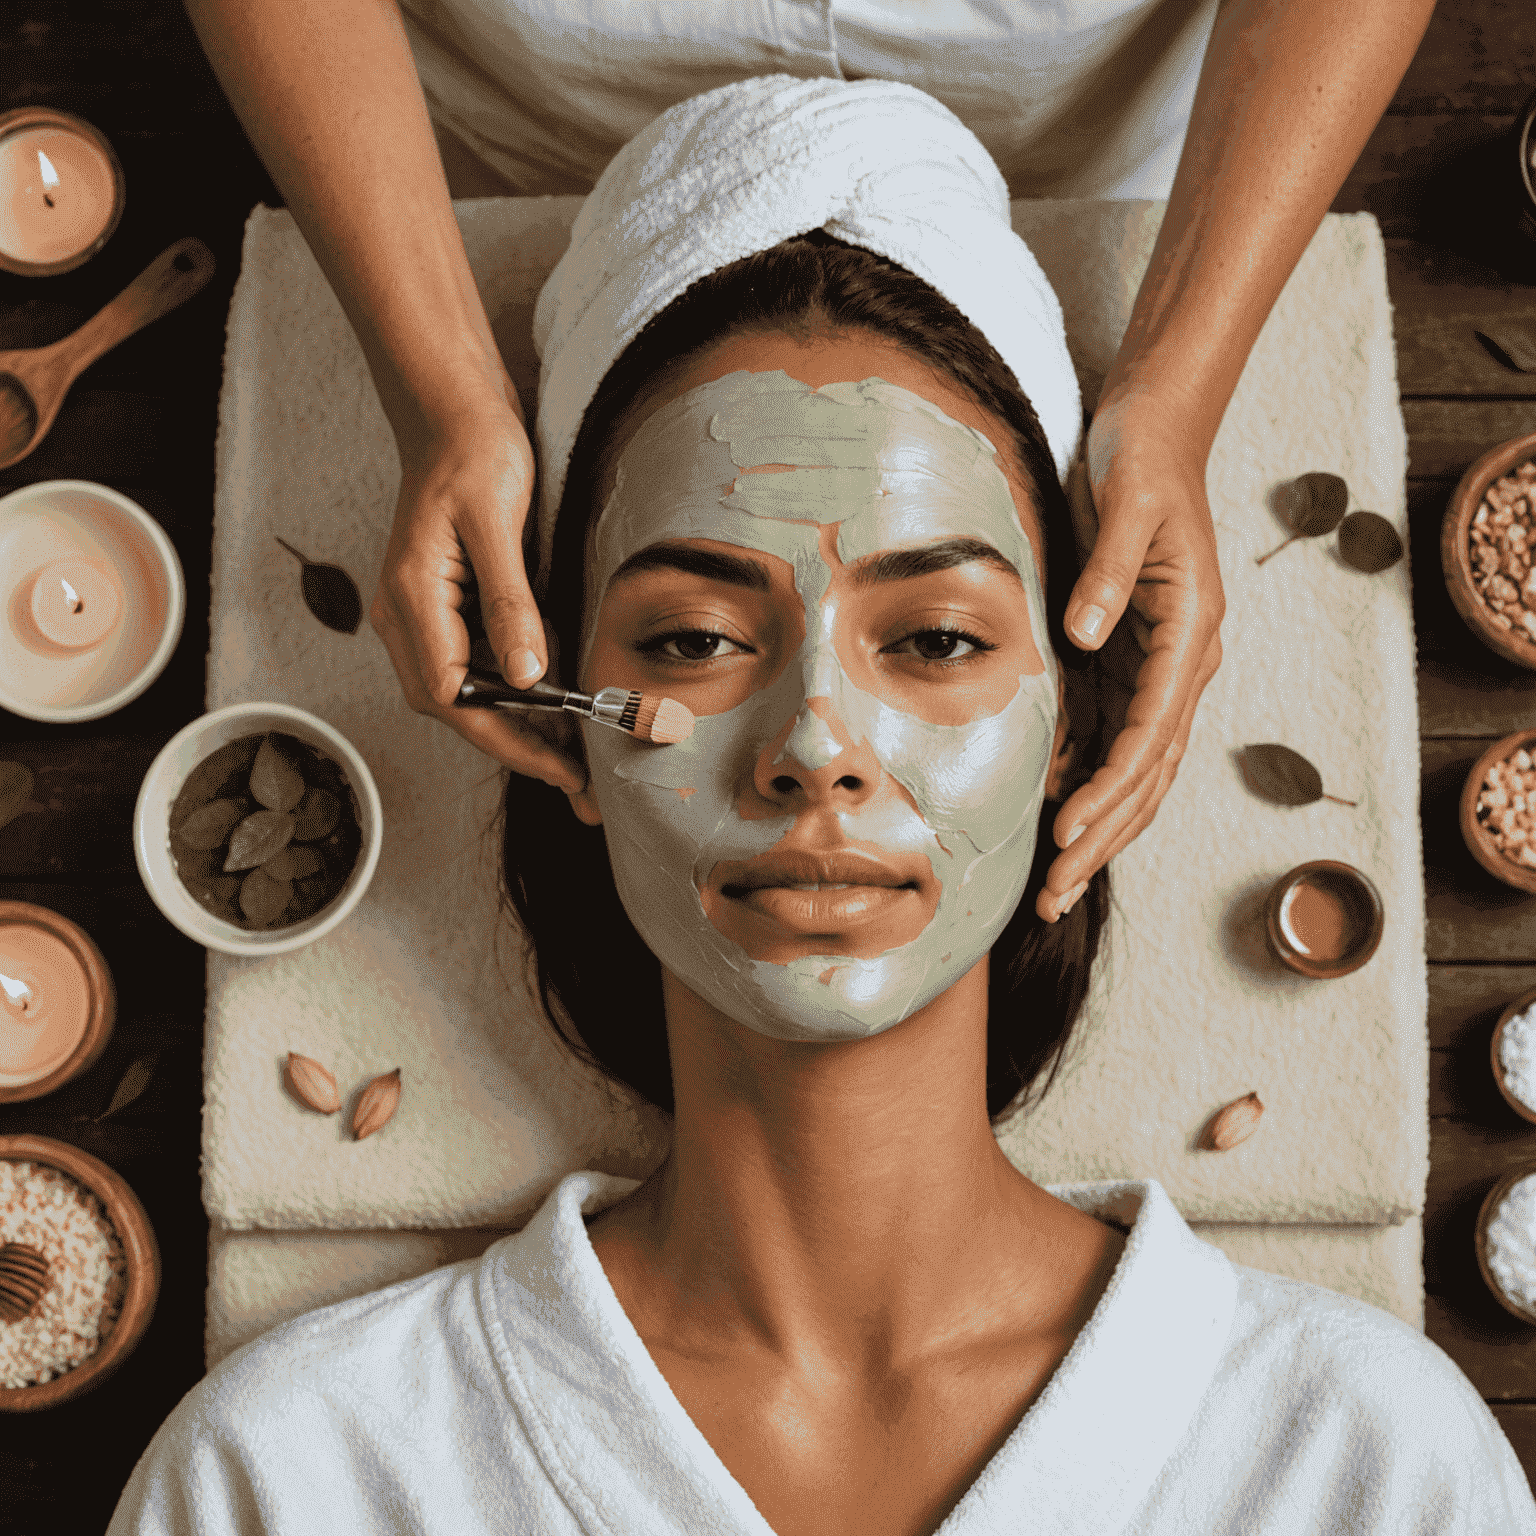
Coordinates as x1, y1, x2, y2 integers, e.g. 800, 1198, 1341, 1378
27, 557, 122, 650
0, 924, 91, 1087
0, 113, 122, 273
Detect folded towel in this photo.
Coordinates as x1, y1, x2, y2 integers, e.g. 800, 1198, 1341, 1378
202, 194, 1422, 1238
531, 74, 1082, 588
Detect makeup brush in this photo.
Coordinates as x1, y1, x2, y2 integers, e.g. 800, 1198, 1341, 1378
455, 665, 695, 744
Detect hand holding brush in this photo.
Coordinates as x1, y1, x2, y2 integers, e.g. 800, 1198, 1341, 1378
455, 665, 695, 745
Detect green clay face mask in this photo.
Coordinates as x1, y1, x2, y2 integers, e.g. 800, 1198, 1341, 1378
581, 370, 1058, 1042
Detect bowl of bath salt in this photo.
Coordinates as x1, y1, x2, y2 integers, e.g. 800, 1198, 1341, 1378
0, 1134, 159, 1411
1478, 1167, 1536, 1325
1492, 990, 1536, 1126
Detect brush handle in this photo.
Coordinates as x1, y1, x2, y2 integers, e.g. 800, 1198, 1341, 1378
455, 668, 579, 709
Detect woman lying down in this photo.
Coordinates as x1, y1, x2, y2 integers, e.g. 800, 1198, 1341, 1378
110, 77, 1534, 1536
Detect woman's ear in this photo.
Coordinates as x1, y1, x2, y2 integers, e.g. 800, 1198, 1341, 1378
1043, 664, 1077, 802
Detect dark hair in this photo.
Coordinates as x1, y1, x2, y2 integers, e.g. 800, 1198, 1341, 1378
490, 229, 1113, 1127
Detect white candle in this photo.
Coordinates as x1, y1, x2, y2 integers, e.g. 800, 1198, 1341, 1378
27, 557, 122, 650
0, 924, 90, 1086
0, 124, 117, 267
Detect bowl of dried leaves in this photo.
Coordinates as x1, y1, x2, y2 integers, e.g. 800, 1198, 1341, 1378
1440, 431, 1536, 668
131, 703, 382, 956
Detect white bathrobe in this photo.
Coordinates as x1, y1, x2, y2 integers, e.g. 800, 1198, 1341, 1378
108, 1170, 1535, 1534
398, 0, 1224, 202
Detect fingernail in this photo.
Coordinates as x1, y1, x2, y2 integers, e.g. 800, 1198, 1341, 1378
1061, 879, 1089, 916
1064, 823, 1086, 847
507, 649, 542, 686
1075, 606, 1105, 642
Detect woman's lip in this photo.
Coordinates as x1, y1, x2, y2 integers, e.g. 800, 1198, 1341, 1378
727, 883, 920, 930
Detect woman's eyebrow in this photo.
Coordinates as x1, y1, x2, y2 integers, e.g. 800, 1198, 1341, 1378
847, 537, 1021, 587
610, 544, 772, 590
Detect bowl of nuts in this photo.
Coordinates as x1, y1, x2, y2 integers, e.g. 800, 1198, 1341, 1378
132, 702, 383, 956
1461, 730, 1536, 892
0, 1134, 160, 1411
1440, 431, 1536, 667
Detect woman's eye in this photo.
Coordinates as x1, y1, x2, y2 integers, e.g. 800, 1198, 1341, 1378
884, 628, 993, 662
639, 629, 750, 663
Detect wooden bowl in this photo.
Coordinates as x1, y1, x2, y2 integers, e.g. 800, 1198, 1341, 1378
1460, 728, 1536, 894
0, 901, 116, 1104
1439, 430, 1536, 668
0, 1134, 160, 1412
1262, 860, 1383, 979
1492, 988, 1536, 1125
1477, 1165, 1536, 1325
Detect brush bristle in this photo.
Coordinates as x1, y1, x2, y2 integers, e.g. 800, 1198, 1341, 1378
631, 693, 695, 744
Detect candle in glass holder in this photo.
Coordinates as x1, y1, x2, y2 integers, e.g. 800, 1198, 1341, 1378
0, 923, 91, 1087
0, 111, 123, 274
27, 557, 122, 650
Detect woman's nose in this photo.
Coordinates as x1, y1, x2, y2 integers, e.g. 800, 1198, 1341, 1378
752, 697, 882, 808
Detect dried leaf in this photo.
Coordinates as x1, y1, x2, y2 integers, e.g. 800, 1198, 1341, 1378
352, 1067, 402, 1141
224, 810, 296, 872
249, 735, 308, 813
178, 738, 259, 807
94, 1054, 159, 1122
1255, 472, 1350, 565
1475, 325, 1536, 373
176, 797, 246, 850
239, 867, 294, 926
275, 536, 362, 635
1337, 511, 1404, 574
260, 844, 324, 882
283, 1052, 340, 1115
1204, 1091, 1264, 1151
1238, 743, 1323, 806
0, 761, 35, 833
291, 786, 340, 842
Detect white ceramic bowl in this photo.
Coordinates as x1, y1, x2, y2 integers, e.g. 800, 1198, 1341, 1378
0, 480, 186, 724
133, 703, 383, 956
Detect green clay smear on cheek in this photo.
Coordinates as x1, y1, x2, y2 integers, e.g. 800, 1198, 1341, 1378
582, 371, 1058, 1042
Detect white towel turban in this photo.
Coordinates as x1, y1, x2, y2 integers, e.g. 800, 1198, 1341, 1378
531, 73, 1083, 590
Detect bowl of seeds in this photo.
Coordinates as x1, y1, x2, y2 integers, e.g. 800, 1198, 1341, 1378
1461, 729, 1536, 893
1440, 431, 1536, 668
0, 1134, 159, 1411
132, 702, 382, 956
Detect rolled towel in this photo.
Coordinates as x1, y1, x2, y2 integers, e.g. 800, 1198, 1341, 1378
531, 73, 1083, 590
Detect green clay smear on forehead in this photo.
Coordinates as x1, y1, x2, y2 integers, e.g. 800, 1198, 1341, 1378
581, 370, 1059, 1043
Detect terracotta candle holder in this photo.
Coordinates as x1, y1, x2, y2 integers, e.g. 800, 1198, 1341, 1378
1263, 860, 1384, 979
0, 108, 125, 277
0, 901, 115, 1104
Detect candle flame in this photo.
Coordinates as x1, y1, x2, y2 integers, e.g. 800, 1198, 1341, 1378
37, 150, 58, 192
0, 970, 33, 1013
60, 576, 81, 614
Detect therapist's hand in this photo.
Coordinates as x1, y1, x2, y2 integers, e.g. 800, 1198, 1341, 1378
1036, 392, 1225, 922
368, 399, 586, 793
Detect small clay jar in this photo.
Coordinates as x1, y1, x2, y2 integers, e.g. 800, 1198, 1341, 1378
1460, 728, 1536, 896
1491, 989, 1536, 1126
1440, 430, 1536, 670
0, 901, 115, 1104
1263, 860, 1383, 979
1476, 1165, 1536, 1327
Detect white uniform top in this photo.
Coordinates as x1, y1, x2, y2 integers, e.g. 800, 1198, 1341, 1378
397, 0, 1224, 201
108, 1169, 1536, 1535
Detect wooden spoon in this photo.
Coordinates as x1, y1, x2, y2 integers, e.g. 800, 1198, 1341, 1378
0, 235, 216, 469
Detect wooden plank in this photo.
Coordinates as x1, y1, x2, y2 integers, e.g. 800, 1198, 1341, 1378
1492, 1406, 1536, 1494
1427, 1292, 1536, 1400
1402, 400, 1536, 479
1426, 1119, 1536, 1293
1387, 239, 1536, 398
1431, 963, 1536, 1049
1390, 0, 1536, 117
1423, 738, 1536, 961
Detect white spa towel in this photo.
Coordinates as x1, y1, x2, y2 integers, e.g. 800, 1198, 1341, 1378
202, 195, 1424, 1237
531, 74, 1082, 587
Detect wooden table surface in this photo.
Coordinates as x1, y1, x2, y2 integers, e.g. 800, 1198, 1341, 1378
2, 1, 1536, 1528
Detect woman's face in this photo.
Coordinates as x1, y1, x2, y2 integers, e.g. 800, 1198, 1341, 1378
571, 331, 1067, 1042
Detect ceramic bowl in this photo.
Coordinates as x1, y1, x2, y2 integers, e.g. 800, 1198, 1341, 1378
0, 1134, 160, 1411
132, 702, 383, 957
1263, 860, 1384, 979
0, 481, 186, 724
1460, 728, 1536, 894
0, 901, 115, 1105
1477, 1165, 1536, 1326
1491, 988, 1536, 1126
1439, 431, 1536, 668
